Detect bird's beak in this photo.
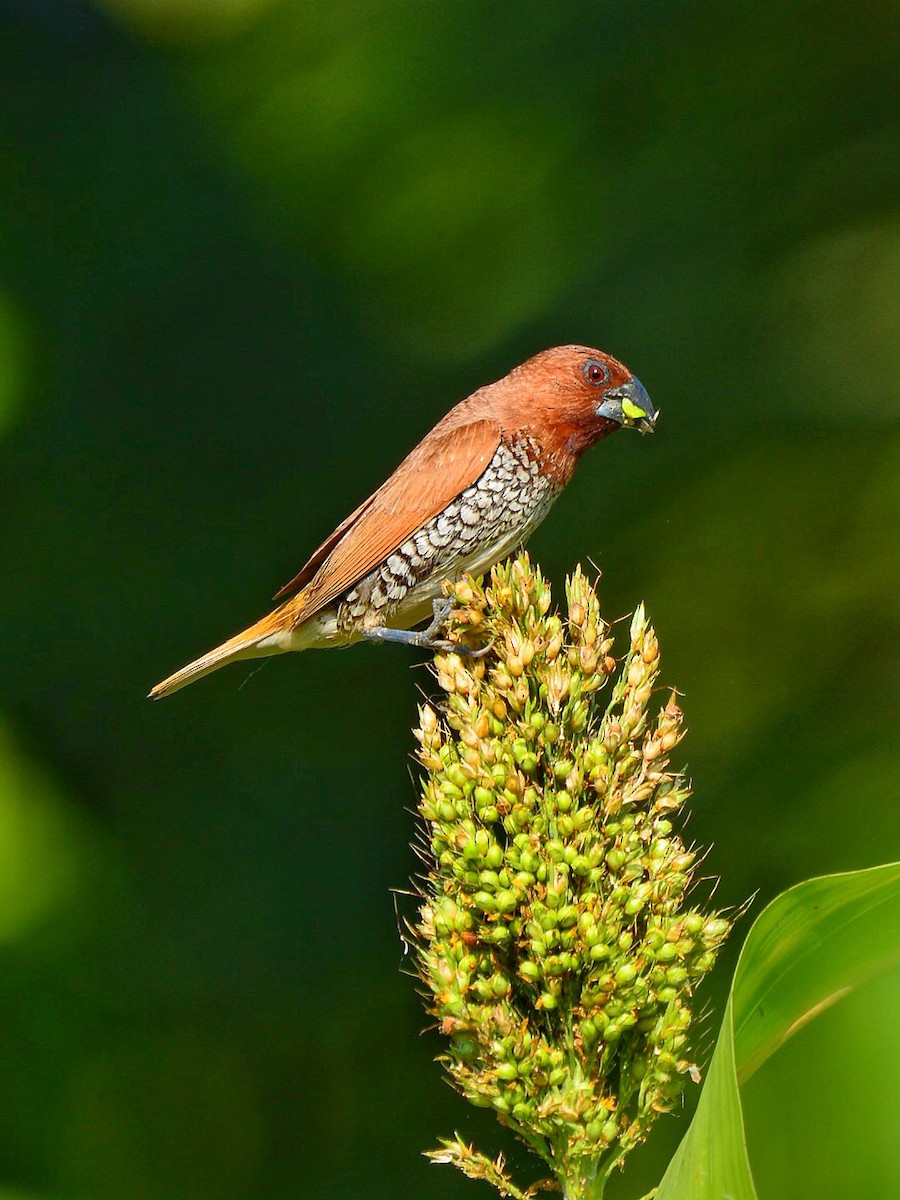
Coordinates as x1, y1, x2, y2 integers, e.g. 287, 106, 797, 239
596, 376, 657, 434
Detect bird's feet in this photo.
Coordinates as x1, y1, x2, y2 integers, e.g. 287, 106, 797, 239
360, 597, 492, 657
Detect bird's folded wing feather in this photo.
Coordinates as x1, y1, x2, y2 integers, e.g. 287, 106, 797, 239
274, 416, 502, 622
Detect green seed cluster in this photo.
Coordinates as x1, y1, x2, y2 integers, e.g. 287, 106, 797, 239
412, 554, 730, 1187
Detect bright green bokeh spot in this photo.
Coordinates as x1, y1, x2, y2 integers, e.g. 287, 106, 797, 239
98, 0, 278, 43
0, 720, 101, 945
769, 217, 900, 421
656, 862, 900, 1199
0, 292, 27, 439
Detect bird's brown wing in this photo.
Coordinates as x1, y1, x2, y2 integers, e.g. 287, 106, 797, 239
274, 416, 502, 621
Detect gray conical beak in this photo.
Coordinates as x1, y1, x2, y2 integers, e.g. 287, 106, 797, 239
596, 376, 657, 433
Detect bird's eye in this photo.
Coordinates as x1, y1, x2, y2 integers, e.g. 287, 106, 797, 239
584, 360, 609, 386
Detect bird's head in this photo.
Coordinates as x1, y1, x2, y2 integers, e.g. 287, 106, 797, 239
490, 345, 656, 478
520, 345, 657, 434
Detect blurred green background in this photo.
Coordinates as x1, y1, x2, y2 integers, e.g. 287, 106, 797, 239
0, 1, 897, 1197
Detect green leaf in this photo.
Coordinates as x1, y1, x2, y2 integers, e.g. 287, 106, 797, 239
655, 862, 900, 1200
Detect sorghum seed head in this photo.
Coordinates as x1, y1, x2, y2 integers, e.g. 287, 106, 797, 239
412, 555, 731, 1192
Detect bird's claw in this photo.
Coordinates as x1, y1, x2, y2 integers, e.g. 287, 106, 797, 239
418, 597, 493, 657
428, 637, 495, 659
424, 596, 455, 637
359, 595, 493, 658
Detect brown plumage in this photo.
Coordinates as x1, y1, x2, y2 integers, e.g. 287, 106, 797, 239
149, 345, 655, 698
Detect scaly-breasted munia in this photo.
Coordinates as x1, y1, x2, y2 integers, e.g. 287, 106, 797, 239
149, 345, 655, 698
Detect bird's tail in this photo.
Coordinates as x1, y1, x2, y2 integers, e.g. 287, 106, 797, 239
148, 611, 288, 700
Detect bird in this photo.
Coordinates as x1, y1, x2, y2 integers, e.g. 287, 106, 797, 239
149, 345, 656, 698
